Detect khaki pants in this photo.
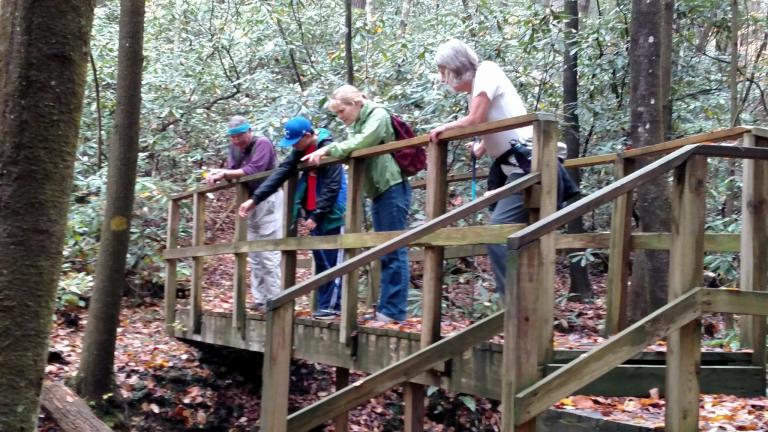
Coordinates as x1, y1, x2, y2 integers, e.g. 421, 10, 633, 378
247, 189, 284, 303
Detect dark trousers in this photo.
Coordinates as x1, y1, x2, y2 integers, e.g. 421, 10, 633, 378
487, 172, 529, 296
311, 225, 343, 311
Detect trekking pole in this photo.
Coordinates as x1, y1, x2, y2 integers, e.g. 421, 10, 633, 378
470, 151, 477, 201
470, 146, 480, 323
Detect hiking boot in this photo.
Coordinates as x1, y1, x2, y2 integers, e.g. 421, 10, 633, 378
312, 309, 339, 320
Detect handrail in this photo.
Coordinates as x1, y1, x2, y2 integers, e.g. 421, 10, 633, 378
169, 113, 554, 200
510, 143, 768, 251
513, 287, 703, 424
507, 144, 699, 250
170, 125, 749, 200
266, 172, 540, 310
285, 311, 505, 432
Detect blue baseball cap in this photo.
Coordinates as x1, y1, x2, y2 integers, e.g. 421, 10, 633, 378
279, 116, 313, 147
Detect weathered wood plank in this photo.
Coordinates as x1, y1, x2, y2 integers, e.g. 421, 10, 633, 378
514, 287, 702, 424
406, 136, 449, 432
508, 145, 699, 251
665, 155, 706, 431
533, 120, 559, 368
504, 242, 542, 431
421, 140, 448, 349
334, 367, 350, 431
702, 289, 768, 316
190, 192, 205, 334
562, 153, 618, 168
341, 158, 364, 344
739, 133, 768, 366
286, 312, 504, 432
605, 158, 634, 335
694, 143, 768, 159
412, 171, 488, 190
620, 127, 749, 159
164, 224, 526, 259
232, 184, 248, 338
281, 177, 298, 293
544, 364, 765, 397
260, 303, 294, 432
164, 199, 180, 334
268, 173, 540, 310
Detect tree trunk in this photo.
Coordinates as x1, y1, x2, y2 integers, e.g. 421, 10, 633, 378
628, 0, 669, 324
345, 0, 354, 85
75, 0, 145, 401
0, 1, 95, 430
660, 0, 674, 139
563, 0, 592, 300
730, 0, 740, 127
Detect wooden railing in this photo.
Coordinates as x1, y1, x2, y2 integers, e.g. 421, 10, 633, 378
501, 135, 768, 431
269, 130, 768, 431
163, 114, 766, 431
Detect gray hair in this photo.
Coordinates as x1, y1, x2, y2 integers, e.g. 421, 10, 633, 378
227, 115, 250, 129
435, 39, 479, 86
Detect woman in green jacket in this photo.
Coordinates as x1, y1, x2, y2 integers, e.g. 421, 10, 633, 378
303, 85, 411, 323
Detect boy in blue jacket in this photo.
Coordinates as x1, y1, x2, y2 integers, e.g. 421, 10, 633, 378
239, 117, 347, 319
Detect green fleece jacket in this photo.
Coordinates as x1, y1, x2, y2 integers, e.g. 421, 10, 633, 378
325, 101, 403, 199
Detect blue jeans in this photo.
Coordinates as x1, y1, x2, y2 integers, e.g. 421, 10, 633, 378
487, 172, 529, 296
311, 225, 343, 311
371, 181, 411, 321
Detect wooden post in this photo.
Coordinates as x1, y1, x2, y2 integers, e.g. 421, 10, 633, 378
665, 155, 706, 431
367, 261, 381, 307
502, 119, 558, 431
333, 367, 350, 431
282, 177, 298, 289
530, 119, 558, 364
605, 157, 635, 335
740, 133, 768, 366
405, 139, 448, 432
233, 184, 249, 338
341, 158, 364, 344
190, 191, 206, 335
260, 303, 294, 432
503, 242, 541, 432
164, 199, 180, 335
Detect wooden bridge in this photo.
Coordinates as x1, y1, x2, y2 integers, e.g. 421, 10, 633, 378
164, 115, 768, 431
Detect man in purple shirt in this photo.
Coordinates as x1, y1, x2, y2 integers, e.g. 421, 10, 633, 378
207, 115, 283, 311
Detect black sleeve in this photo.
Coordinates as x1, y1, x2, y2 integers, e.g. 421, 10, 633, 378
251, 150, 300, 204
308, 162, 343, 224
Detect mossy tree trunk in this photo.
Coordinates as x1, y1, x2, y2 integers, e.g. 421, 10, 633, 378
75, 0, 146, 401
0, 1, 96, 430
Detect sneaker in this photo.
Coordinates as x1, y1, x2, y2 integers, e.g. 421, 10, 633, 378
361, 312, 397, 324
312, 309, 339, 320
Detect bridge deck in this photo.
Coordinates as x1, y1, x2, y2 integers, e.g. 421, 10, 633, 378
173, 309, 764, 398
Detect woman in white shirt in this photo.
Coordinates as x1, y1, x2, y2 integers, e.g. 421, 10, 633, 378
429, 38, 532, 297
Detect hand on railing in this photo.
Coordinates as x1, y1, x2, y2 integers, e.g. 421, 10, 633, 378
302, 146, 329, 165
206, 168, 229, 185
